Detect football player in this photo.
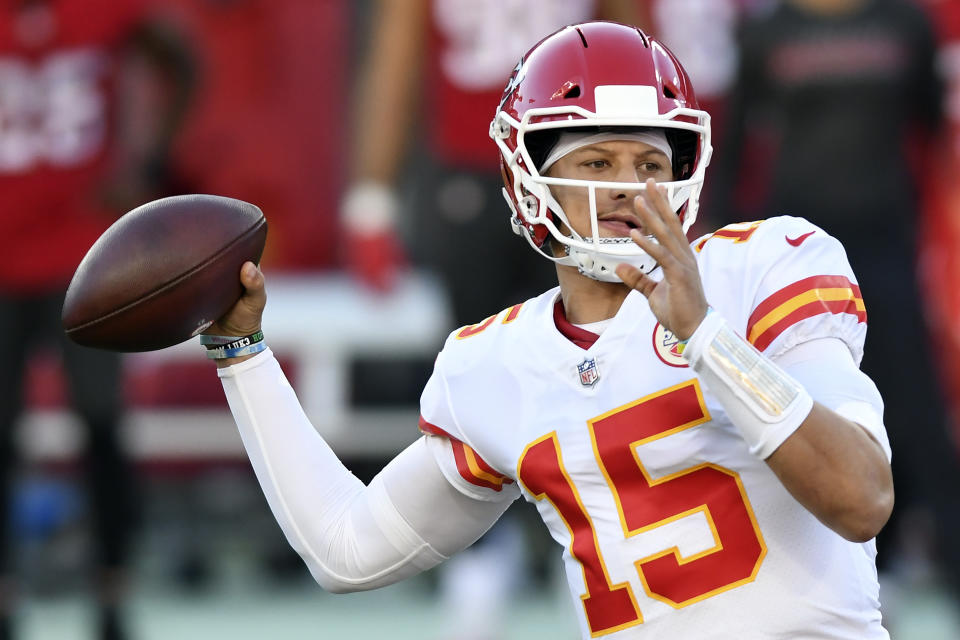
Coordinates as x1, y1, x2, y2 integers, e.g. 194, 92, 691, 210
207, 22, 893, 639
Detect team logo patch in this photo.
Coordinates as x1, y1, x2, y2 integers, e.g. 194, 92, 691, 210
652, 323, 689, 368
577, 358, 600, 387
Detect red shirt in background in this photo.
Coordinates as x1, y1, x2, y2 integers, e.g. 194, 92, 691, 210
165, 0, 347, 271
0, 0, 147, 293
917, 0, 960, 444
425, 0, 596, 169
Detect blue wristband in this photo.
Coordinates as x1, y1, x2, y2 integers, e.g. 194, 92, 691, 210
205, 340, 268, 360
676, 306, 713, 355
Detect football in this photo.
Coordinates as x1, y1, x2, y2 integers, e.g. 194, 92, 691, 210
62, 194, 268, 352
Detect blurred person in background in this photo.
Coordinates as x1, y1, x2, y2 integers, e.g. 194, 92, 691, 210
637, 0, 776, 232
916, 1, 960, 479
0, 1, 194, 638
164, 0, 349, 272
151, 0, 352, 588
711, 0, 960, 600
344, 3, 642, 637
343, 0, 642, 310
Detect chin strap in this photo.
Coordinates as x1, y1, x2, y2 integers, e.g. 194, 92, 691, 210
566, 241, 659, 282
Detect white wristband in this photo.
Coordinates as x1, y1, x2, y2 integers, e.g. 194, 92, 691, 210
683, 311, 814, 459
341, 181, 398, 233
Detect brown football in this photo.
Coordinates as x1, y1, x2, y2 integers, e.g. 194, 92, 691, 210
62, 194, 267, 352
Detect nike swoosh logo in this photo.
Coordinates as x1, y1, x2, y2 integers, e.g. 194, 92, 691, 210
785, 231, 815, 247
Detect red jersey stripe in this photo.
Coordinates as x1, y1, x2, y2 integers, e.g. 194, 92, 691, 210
456, 314, 498, 339
418, 415, 513, 490
502, 303, 524, 324
748, 275, 860, 329
750, 297, 866, 352
418, 415, 451, 439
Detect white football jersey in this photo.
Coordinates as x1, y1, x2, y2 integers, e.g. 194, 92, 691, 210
419, 216, 889, 639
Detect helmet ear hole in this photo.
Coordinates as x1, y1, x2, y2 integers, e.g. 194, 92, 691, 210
662, 84, 677, 100
520, 195, 539, 219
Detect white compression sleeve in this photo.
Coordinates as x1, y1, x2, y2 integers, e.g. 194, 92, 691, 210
218, 350, 511, 593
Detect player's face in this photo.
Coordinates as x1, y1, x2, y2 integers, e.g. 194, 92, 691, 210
546, 139, 674, 238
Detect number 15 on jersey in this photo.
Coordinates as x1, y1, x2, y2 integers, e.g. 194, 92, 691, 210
518, 380, 766, 636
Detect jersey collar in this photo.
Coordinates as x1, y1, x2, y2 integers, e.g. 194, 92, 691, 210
553, 299, 601, 350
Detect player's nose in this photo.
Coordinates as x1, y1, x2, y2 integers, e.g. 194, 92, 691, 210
607, 162, 643, 200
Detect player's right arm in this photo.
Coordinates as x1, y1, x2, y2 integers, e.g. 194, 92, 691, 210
208, 263, 513, 592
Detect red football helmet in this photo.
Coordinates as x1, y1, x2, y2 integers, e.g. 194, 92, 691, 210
490, 21, 712, 281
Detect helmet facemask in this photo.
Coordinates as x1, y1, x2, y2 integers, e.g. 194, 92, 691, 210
492, 98, 712, 283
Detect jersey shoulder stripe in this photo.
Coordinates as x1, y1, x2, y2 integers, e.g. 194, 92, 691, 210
418, 415, 514, 491
747, 275, 866, 351
693, 220, 764, 252
453, 302, 526, 340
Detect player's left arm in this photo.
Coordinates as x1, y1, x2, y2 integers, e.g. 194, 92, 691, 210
617, 181, 893, 543
763, 337, 892, 542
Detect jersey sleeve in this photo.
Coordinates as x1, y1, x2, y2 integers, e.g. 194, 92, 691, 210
418, 348, 520, 503
740, 217, 867, 362
777, 338, 890, 461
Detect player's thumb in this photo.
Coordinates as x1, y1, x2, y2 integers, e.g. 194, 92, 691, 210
240, 261, 267, 309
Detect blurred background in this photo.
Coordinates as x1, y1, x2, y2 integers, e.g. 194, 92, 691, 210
4, 0, 960, 638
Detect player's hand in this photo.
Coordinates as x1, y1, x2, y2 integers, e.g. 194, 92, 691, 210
205, 261, 267, 338
345, 228, 407, 292
615, 179, 708, 340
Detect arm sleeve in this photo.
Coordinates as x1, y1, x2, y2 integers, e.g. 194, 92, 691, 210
218, 349, 512, 593
775, 337, 891, 461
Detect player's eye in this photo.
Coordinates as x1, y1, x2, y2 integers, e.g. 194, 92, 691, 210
582, 159, 609, 170
638, 161, 663, 173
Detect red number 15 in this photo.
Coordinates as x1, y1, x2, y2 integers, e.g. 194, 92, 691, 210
518, 380, 766, 636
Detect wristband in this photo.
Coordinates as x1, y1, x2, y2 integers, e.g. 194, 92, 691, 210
201, 331, 266, 360
205, 340, 269, 360
201, 330, 264, 351
675, 307, 713, 355
682, 311, 814, 459
341, 182, 398, 233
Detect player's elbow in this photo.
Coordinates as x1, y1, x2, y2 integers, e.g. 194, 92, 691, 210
836, 484, 894, 543
304, 558, 383, 594
315, 577, 370, 595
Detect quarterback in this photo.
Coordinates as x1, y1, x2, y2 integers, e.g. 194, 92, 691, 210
206, 22, 893, 639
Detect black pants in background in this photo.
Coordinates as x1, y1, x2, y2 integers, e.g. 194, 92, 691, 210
0, 291, 137, 572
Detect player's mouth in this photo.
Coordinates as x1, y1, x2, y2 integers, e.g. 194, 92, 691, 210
597, 212, 642, 237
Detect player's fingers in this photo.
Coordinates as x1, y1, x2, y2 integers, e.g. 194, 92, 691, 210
240, 262, 267, 308
641, 180, 691, 252
643, 182, 686, 244
634, 187, 686, 257
615, 262, 657, 297
628, 228, 676, 268
646, 180, 686, 237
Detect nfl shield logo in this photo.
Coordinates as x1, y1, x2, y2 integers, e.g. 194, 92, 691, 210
577, 358, 600, 387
